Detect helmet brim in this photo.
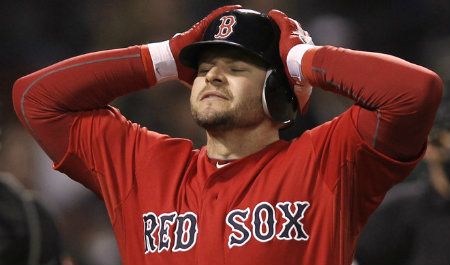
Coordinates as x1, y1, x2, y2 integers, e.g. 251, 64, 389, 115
179, 40, 270, 69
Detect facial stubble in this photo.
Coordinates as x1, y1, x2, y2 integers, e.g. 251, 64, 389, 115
191, 93, 266, 131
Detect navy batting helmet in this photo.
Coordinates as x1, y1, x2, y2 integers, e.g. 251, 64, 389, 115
180, 9, 297, 125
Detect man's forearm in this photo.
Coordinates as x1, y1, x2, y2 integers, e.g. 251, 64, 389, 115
302, 46, 443, 160
12, 45, 150, 161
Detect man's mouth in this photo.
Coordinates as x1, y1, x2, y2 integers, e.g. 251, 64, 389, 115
200, 91, 229, 101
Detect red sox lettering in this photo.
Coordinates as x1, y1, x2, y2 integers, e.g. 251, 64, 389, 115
227, 201, 310, 248
142, 201, 310, 254
143, 212, 198, 253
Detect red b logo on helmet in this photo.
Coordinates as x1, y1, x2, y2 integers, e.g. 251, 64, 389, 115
214, 16, 236, 39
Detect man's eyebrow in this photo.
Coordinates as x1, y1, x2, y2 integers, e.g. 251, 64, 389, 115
198, 61, 213, 65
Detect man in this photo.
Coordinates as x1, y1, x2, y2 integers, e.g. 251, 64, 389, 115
355, 91, 450, 265
12, 5, 442, 265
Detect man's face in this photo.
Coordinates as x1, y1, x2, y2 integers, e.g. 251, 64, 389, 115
190, 48, 269, 131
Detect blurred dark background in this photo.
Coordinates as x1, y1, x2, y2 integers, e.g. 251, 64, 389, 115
0, 1, 449, 264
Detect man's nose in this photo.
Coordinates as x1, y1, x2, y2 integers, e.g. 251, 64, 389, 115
205, 66, 226, 86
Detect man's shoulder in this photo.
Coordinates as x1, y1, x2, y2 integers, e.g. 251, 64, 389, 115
290, 108, 356, 151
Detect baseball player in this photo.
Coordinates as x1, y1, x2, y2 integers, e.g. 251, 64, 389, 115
12, 5, 442, 265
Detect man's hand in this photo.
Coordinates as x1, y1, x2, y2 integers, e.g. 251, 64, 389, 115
170, 5, 241, 84
268, 9, 314, 114
144, 5, 240, 86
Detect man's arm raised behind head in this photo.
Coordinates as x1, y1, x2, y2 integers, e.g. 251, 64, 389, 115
12, 46, 150, 162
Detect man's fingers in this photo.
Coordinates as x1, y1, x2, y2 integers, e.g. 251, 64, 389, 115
268, 9, 288, 22
268, 9, 297, 32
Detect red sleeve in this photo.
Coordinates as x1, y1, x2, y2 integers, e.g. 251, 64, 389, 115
296, 46, 442, 239
302, 46, 443, 161
11, 45, 163, 207
12, 45, 154, 162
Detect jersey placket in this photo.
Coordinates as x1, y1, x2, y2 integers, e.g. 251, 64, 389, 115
196, 166, 234, 265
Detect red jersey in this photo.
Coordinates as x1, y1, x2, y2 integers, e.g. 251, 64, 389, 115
12, 45, 442, 265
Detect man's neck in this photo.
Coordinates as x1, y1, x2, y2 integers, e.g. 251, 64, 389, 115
205, 122, 280, 160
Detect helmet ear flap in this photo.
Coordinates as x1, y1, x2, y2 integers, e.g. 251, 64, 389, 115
262, 69, 297, 126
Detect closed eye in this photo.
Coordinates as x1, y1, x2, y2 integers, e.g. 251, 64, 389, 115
229, 62, 250, 73
197, 67, 211, 76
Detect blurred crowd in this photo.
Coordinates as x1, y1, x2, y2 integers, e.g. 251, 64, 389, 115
0, 0, 449, 264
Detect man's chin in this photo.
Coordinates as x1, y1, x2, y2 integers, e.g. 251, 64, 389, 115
193, 115, 233, 131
